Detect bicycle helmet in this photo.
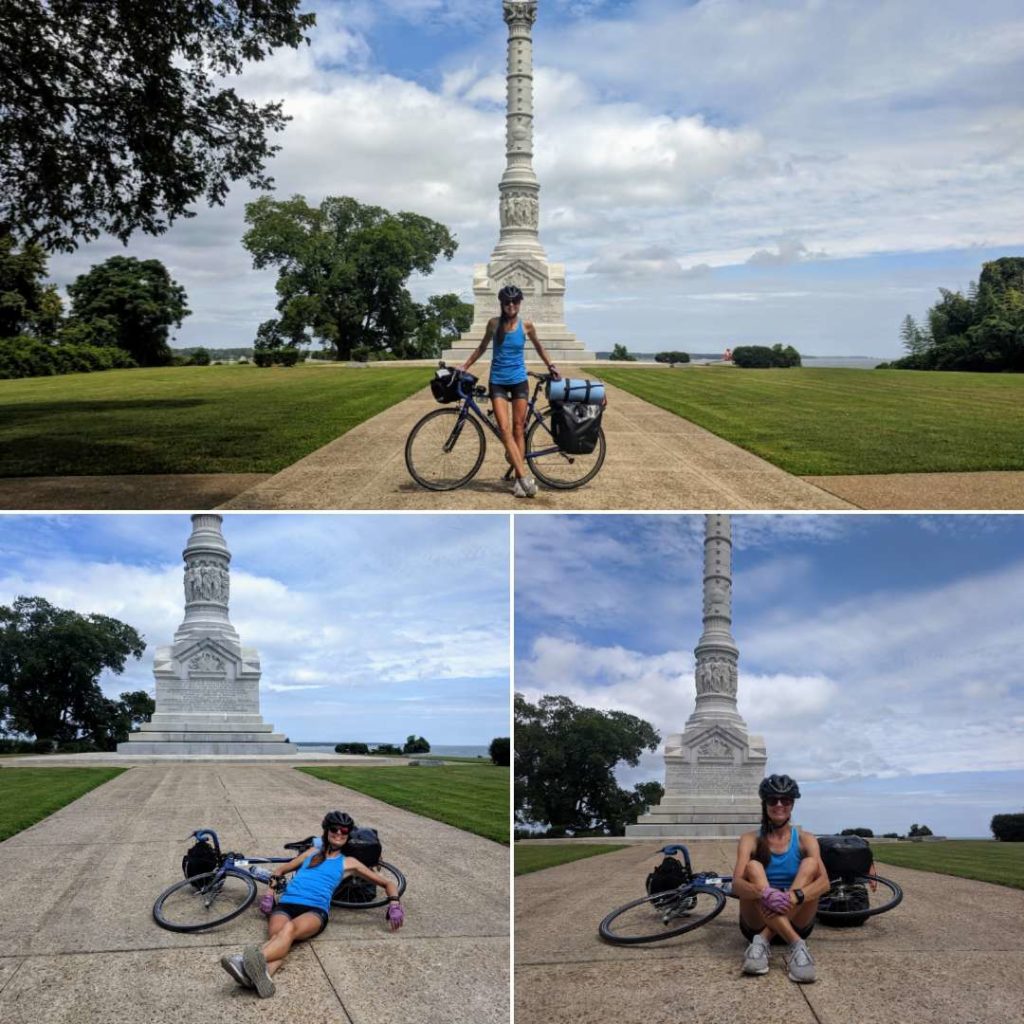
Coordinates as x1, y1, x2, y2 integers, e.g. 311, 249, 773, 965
497, 284, 523, 305
322, 810, 355, 832
758, 774, 801, 801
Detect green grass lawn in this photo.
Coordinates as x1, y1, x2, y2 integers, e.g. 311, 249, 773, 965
591, 366, 1024, 475
874, 840, 1024, 890
0, 365, 427, 476
0, 766, 127, 840
515, 842, 631, 876
298, 764, 509, 845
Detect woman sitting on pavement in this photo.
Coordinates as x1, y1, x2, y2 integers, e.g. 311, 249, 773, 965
731, 774, 829, 984
220, 810, 404, 998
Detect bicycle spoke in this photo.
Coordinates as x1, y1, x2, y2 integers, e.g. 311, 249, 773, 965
157, 873, 254, 928
405, 409, 485, 490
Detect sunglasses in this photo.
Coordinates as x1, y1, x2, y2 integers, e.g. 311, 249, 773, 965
765, 797, 794, 807
327, 826, 351, 834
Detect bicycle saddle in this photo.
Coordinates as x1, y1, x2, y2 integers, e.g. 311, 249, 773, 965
283, 835, 316, 852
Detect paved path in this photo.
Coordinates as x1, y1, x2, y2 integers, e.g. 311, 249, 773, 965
221, 368, 851, 510
515, 840, 1023, 1024
0, 765, 508, 1024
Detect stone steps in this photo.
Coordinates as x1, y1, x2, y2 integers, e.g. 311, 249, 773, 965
118, 739, 296, 755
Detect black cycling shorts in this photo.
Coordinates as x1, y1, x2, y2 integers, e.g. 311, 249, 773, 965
271, 901, 329, 935
490, 379, 529, 401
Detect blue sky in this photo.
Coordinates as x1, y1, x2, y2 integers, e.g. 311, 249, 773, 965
514, 514, 1024, 837
44, 0, 1024, 357
0, 514, 511, 746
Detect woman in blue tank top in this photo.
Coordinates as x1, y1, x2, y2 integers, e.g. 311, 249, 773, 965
220, 810, 404, 998
460, 284, 560, 499
731, 775, 830, 984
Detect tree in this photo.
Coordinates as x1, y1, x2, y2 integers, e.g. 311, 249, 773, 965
408, 293, 474, 359
990, 813, 1024, 841
189, 347, 211, 366
514, 693, 660, 834
242, 195, 458, 360
655, 351, 690, 366
0, 1, 316, 252
899, 314, 928, 357
0, 236, 62, 338
67, 256, 189, 366
609, 343, 636, 361
0, 596, 145, 746
731, 344, 801, 368
908, 823, 933, 837
403, 735, 431, 754
489, 736, 510, 767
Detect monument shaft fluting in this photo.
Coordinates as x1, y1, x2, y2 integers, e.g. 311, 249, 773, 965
441, 0, 595, 364
626, 514, 768, 838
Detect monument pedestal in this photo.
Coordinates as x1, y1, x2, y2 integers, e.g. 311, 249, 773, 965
118, 515, 294, 756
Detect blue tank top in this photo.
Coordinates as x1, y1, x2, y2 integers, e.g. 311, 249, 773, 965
765, 827, 802, 889
490, 318, 528, 385
280, 851, 345, 913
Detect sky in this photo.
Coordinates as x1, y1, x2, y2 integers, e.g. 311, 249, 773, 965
514, 513, 1024, 837
0, 513, 511, 747
44, 0, 1024, 358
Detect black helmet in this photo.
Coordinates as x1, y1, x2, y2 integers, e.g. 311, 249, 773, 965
498, 284, 523, 305
758, 774, 801, 800
322, 810, 354, 832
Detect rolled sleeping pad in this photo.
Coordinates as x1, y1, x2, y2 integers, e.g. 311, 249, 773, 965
547, 378, 605, 403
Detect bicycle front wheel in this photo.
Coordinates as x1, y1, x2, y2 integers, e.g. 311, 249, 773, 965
152, 870, 257, 932
816, 873, 903, 926
405, 408, 486, 491
331, 860, 407, 909
599, 885, 726, 945
526, 417, 606, 490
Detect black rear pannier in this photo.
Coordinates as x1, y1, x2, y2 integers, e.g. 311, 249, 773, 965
818, 834, 874, 880
550, 401, 603, 454
182, 838, 220, 888
431, 368, 475, 404
335, 826, 384, 903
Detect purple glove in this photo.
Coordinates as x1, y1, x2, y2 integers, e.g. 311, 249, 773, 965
760, 887, 792, 915
385, 901, 405, 931
258, 891, 275, 916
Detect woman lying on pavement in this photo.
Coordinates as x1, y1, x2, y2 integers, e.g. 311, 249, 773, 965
220, 810, 404, 998
731, 775, 830, 984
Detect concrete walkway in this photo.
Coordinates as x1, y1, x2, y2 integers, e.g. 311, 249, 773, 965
0, 765, 508, 1024
220, 369, 851, 510
515, 840, 1023, 1024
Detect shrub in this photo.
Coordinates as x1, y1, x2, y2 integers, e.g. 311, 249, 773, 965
655, 351, 690, 365
840, 828, 875, 837
190, 347, 211, 366
277, 347, 299, 366
489, 737, 510, 766
0, 335, 136, 378
609, 343, 636, 361
882, 832, 899, 839
334, 741, 370, 755
991, 813, 1024, 841
908, 823, 933, 837
372, 743, 403, 756
403, 735, 430, 754
732, 343, 802, 368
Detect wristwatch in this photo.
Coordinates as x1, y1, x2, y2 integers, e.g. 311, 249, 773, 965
794, 888, 805, 905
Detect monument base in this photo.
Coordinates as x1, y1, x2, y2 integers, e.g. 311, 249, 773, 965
118, 714, 295, 754
442, 258, 595, 364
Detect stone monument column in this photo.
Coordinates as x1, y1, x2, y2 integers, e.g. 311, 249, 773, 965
118, 515, 294, 755
627, 515, 767, 837
442, 1, 595, 365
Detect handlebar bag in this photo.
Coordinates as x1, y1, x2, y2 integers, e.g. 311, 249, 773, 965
182, 838, 219, 887
430, 368, 476, 403
645, 855, 690, 896
550, 401, 603, 454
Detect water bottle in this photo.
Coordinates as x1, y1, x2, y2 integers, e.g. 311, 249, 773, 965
249, 866, 273, 884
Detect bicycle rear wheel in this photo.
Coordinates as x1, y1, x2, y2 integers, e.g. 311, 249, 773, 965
526, 417, 606, 489
816, 873, 902, 926
331, 860, 407, 909
599, 885, 726, 944
405, 408, 485, 491
153, 870, 256, 932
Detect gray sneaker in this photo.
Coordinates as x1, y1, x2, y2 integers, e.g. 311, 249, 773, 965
512, 477, 528, 498
741, 936, 770, 975
785, 940, 816, 983
521, 474, 538, 497
220, 953, 253, 989
242, 945, 275, 998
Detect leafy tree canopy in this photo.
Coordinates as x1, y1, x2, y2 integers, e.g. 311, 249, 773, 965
403, 734, 431, 754
515, 693, 660, 835
655, 351, 690, 365
889, 257, 1024, 372
609, 343, 636, 362
243, 194, 458, 360
731, 343, 801, 368
0, 0, 316, 251
0, 595, 146, 747
0, 236, 62, 338
67, 256, 190, 366
489, 736, 510, 767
